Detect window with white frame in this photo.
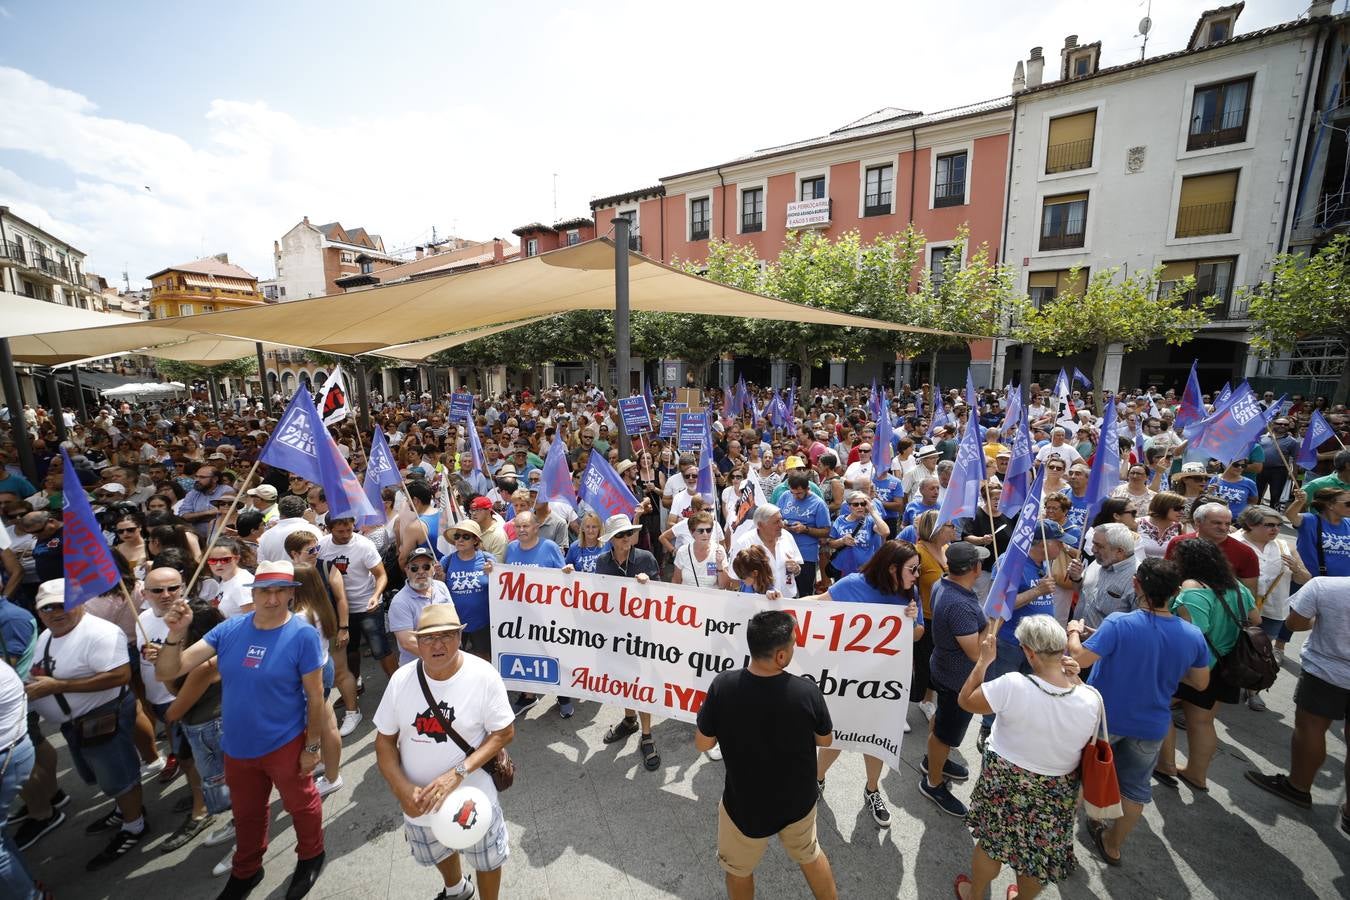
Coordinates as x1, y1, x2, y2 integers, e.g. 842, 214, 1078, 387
934, 152, 967, 208
864, 164, 894, 217
690, 197, 710, 241
525, 239, 538, 257
741, 188, 764, 233
566, 230, 580, 246
800, 177, 825, 200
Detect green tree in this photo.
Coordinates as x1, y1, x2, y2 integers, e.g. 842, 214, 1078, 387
1013, 265, 1211, 391
155, 356, 258, 405
1238, 234, 1350, 404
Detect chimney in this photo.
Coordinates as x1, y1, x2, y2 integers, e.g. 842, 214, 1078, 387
1064, 34, 1078, 50
1012, 60, 1026, 93
1310, 0, 1332, 16
1026, 46, 1044, 88
213, 252, 229, 264
493, 239, 505, 264
303, 215, 309, 225
415, 246, 424, 260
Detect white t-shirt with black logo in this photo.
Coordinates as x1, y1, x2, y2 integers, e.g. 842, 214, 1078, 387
136, 609, 175, 706
201, 570, 256, 619
372, 653, 513, 826
318, 533, 382, 613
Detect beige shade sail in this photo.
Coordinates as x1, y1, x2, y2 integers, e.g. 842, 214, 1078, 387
0, 292, 135, 339
377, 315, 560, 362
11, 238, 976, 360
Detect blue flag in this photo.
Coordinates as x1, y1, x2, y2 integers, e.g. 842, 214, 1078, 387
927, 383, 946, 439
465, 414, 488, 473
869, 379, 881, 420
260, 387, 374, 520
736, 376, 749, 414
1053, 368, 1070, 400
579, 452, 639, 519
1183, 383, 1281, 467
541, 432, 577, 508
259, 389, 324, 485
643, 382, 654, 416
60, 449, 121, 608
1083, 395, 1121, 536
1176, 361, 1204, 429
1215, 382, 1233, 407
360, 425, 401, 526
785, 380, 796, 430
1072, 367, 1092, 389
936, 406, 987, 525
985, 465, 1047, 622
722, 385, 735, 419
874, 389, 896, 478
697, 414, 716, 506
965, 368, 978, 412
1297, 410, 1334, 470
1001, 390, 1033, 512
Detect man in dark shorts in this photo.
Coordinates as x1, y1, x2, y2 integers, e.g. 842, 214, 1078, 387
695, 610, 838, 900
920, 543, 984, 817
1245, 576, 1350, 836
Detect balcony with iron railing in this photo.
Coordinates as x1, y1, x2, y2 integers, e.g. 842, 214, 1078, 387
32, 255, 71, 282
1045, 138, 1094, 173
1187, 106, 1249, 150
863, 191, 892, 217
1175, 201, 1235, 238
0, 241, 26, 265
934, 180, 965, 208
1038, 227, 1085, 251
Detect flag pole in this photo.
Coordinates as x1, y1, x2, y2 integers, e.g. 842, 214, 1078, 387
184, 458, 263, 600
983, 479, 1000, 561
1263, 423, 1295, 474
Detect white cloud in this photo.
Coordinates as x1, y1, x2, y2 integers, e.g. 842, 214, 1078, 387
0, 0, 1307, 288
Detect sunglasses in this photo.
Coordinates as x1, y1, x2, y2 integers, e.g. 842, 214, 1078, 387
146, 584, 184, 595
693, 526, 713, 534
849, 501, 868, 507
452, 533, 476, 541
408, 564, 433, 573
206, 556, 237, 564
115, 526, 140, 535
904, 564, 922, 574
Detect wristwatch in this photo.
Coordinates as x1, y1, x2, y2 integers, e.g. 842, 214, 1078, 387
453, 763, 467, 779
304, 742, 321, 754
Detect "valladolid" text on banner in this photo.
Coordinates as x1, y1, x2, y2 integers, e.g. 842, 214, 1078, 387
489, 565, 913, 768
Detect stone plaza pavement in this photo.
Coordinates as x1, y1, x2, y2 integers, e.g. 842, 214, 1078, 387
25, 631, 1349, 900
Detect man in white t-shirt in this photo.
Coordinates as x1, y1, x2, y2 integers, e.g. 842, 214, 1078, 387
256, 496, 323, 563
1035, 428, 1084, 470
730, 504, 804, 599
320, 517, 393, 677
28, 580, 148, 870
373, 604, 514, 900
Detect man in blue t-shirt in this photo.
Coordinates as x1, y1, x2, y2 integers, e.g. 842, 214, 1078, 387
501, 510, 568, 716
979, 520, 1063, 747
156, 560, 327, 897
1064, 465, 1092, 540
778, 473, 831, 596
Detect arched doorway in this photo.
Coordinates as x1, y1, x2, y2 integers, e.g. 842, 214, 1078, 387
281, 371, 297, 395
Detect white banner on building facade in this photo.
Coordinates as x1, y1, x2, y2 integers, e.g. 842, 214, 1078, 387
490, 565, 912, 769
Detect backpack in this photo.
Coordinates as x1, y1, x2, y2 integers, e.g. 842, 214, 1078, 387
1205, 586, 1278, 692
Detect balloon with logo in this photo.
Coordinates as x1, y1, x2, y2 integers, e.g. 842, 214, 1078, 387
429, 785, 493, 850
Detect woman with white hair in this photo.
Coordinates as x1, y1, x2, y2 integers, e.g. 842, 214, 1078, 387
955, 616, 1099, 900
826, 490, 890, 578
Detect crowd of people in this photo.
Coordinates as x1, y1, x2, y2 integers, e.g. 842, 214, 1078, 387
0, 375, 1347, 900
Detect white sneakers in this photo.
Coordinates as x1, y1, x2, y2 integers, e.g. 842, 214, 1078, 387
315, 775, 344, 799
707, 745, 723, 761
919, 700, 937, 722
212, 849, 233, 878
204, 819, 235, 848
339, 711, 363, 738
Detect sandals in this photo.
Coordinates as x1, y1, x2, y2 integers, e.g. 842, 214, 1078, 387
1087, 819, 1121, 867
954, 874, 1017, 899
1152, 769, 1179, 788
602, 716, 639, 745
1176, 770, 1209, 793
639, 734, 661, 771
1244, 770, 1312, 809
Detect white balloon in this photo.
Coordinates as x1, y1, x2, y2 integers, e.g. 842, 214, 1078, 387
429, 785, 493, 850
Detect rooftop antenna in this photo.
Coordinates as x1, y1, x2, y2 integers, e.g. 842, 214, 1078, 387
1137, 0, 1153, 60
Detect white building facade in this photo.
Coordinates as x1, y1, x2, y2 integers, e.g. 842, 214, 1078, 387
0, 206, 99, 310
1001, 7, 1327, 393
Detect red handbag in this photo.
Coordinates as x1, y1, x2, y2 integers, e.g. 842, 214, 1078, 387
1080, 689, 1123, 820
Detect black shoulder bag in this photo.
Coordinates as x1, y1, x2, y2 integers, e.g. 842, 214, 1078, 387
1205, 587, 1278, 692
42, 638, 126, 748
415, 660, 515, 791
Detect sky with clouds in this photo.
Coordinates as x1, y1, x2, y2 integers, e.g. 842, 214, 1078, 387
0, 0, 1309, 287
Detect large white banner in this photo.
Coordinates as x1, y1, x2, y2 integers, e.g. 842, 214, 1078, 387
489, 565, 913, 769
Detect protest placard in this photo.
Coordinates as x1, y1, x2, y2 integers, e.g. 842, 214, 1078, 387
490, 565, 912, 768
618, 396, 653, 436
